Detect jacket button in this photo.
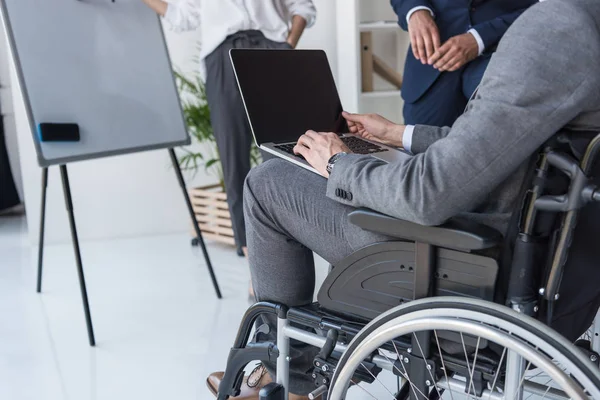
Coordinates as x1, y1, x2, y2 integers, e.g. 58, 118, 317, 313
347, 192, 353, 201
335, 188, 341, 197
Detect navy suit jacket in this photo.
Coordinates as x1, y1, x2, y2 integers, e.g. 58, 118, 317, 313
392, 0, 538, 103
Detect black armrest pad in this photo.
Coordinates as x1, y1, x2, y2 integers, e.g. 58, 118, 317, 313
348, 209, 502, 251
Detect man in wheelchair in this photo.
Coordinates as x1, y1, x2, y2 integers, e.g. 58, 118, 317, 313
210, 0, 600, 399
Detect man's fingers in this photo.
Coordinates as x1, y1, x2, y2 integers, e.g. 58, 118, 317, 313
342, 111, 365, 124
415, 35, 426, 63
438, 55, 462, 71
293, 143, 309, 157
410, 32, 420, 60
304, 129, 318, 137
423, 33, 434, 61
348, 124, 359, 133
297, 133, 314, 148
432, 30, 441, 51
433, 47, 456, 69
446, 60, 465, 72
428, 42, 448, 65
343, 112, 367, 133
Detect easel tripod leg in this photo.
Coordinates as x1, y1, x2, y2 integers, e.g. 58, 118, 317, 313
36, 167, 48, 293
168, 148, 222, 299
59, 165, 96, 346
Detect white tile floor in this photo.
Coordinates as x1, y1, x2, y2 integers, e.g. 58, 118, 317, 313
0, 214, 329, 400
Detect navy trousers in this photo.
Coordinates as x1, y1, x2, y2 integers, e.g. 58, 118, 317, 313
403, 55, 491, 127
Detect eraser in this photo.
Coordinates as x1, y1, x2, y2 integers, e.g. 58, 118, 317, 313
38, 123, 80, 142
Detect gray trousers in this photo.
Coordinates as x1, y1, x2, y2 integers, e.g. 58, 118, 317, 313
204, 30, 291, 250
244, 159, 393, 395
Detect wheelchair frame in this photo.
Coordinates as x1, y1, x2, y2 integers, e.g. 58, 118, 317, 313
217, 132, 600, 400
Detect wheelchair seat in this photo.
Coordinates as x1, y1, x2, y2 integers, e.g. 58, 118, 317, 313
318, 211, 502, 321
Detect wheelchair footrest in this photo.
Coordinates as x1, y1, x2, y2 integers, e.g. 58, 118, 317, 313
217, 342, 279, 400
259, 383, 284, 400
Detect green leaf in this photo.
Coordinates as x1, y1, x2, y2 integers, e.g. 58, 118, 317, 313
173, 57, 222, 179
205, 158, 218, 169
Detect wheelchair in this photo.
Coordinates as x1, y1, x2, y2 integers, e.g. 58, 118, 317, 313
218, 131, 600, 400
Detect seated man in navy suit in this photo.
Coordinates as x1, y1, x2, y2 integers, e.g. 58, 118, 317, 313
392, 0, 537, 128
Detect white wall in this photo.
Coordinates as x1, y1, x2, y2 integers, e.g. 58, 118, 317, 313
300, 0, 338, 81
10, 0, 338, 245
0, 29, 21, 201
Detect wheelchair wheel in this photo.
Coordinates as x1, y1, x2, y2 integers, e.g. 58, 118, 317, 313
328, 297, 600, 400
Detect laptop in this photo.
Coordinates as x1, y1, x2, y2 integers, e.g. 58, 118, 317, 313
230, 49, 410, 174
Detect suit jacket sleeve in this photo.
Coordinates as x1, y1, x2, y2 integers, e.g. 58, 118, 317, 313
391, 0, 434, 31
326, 1, 599, 227
472, 7, 530, 50
410, 125, 451, 154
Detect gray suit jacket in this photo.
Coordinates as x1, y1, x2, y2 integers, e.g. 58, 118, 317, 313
328, 0, 600, 235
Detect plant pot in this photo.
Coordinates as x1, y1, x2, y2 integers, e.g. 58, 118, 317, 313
189, 184, 235, 246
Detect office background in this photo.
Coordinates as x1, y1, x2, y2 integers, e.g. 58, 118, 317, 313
0, 1, 408, 399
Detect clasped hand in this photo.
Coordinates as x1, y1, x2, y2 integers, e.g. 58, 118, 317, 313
408, 10, 479, 72
293, 112, 404, 178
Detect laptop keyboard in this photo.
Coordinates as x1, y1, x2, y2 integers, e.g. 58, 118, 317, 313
340, 136, 388, 154
275, 143, 305, 159
274, 136, 388, 158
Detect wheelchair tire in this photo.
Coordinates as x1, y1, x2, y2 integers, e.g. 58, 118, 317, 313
328, 297, 600, 400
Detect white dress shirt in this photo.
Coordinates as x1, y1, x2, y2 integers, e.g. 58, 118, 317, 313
163, 0, 316, 79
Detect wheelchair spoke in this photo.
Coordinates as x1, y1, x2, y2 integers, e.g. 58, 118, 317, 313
360, 362, 398, 400
434, 330, 456, 400
412, 332, 444, 400
351, 379, 379, 400
487, 346, 506, 400
459, 333, 476, 399
392, 340, 430, 399
468, 336, 482, 399
378, 347, 429, 399
538, 379, 555, 400
511, 360, 532, 400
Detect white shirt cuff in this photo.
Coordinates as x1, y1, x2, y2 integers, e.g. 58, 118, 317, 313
403, 125, 415, 154
406, 6, 435, 25
468, 28, 485, 56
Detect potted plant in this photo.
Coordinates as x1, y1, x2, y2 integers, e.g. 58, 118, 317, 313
174, 70, 261, 246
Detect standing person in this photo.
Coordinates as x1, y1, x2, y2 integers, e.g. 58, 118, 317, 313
142, 0, 316, 257
392, 0, 537, 127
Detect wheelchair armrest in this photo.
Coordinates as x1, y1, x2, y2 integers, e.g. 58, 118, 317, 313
348, 209, 502, 251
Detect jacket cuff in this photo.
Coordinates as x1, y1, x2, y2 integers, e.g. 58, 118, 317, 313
410, 124, 443, 154
393, 0, 433, 30
403, 125, 416, 154
406, 6, 435, 25
326, 154, 367, 206
467, 28, 485, 56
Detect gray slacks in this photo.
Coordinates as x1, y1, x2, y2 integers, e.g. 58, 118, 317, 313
244, 159, 394, 395
204, 30, 291, 250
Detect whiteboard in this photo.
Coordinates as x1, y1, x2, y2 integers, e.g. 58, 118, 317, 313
0, 0, 190, 167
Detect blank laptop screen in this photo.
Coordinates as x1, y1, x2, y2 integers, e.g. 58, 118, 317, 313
230, 49, 349, 145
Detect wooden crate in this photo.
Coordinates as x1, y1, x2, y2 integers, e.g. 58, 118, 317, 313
189, 184, 235, 246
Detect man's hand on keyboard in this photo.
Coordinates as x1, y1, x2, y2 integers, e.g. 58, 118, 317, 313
294, 131, 351, 178
343, 112, 405, 148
